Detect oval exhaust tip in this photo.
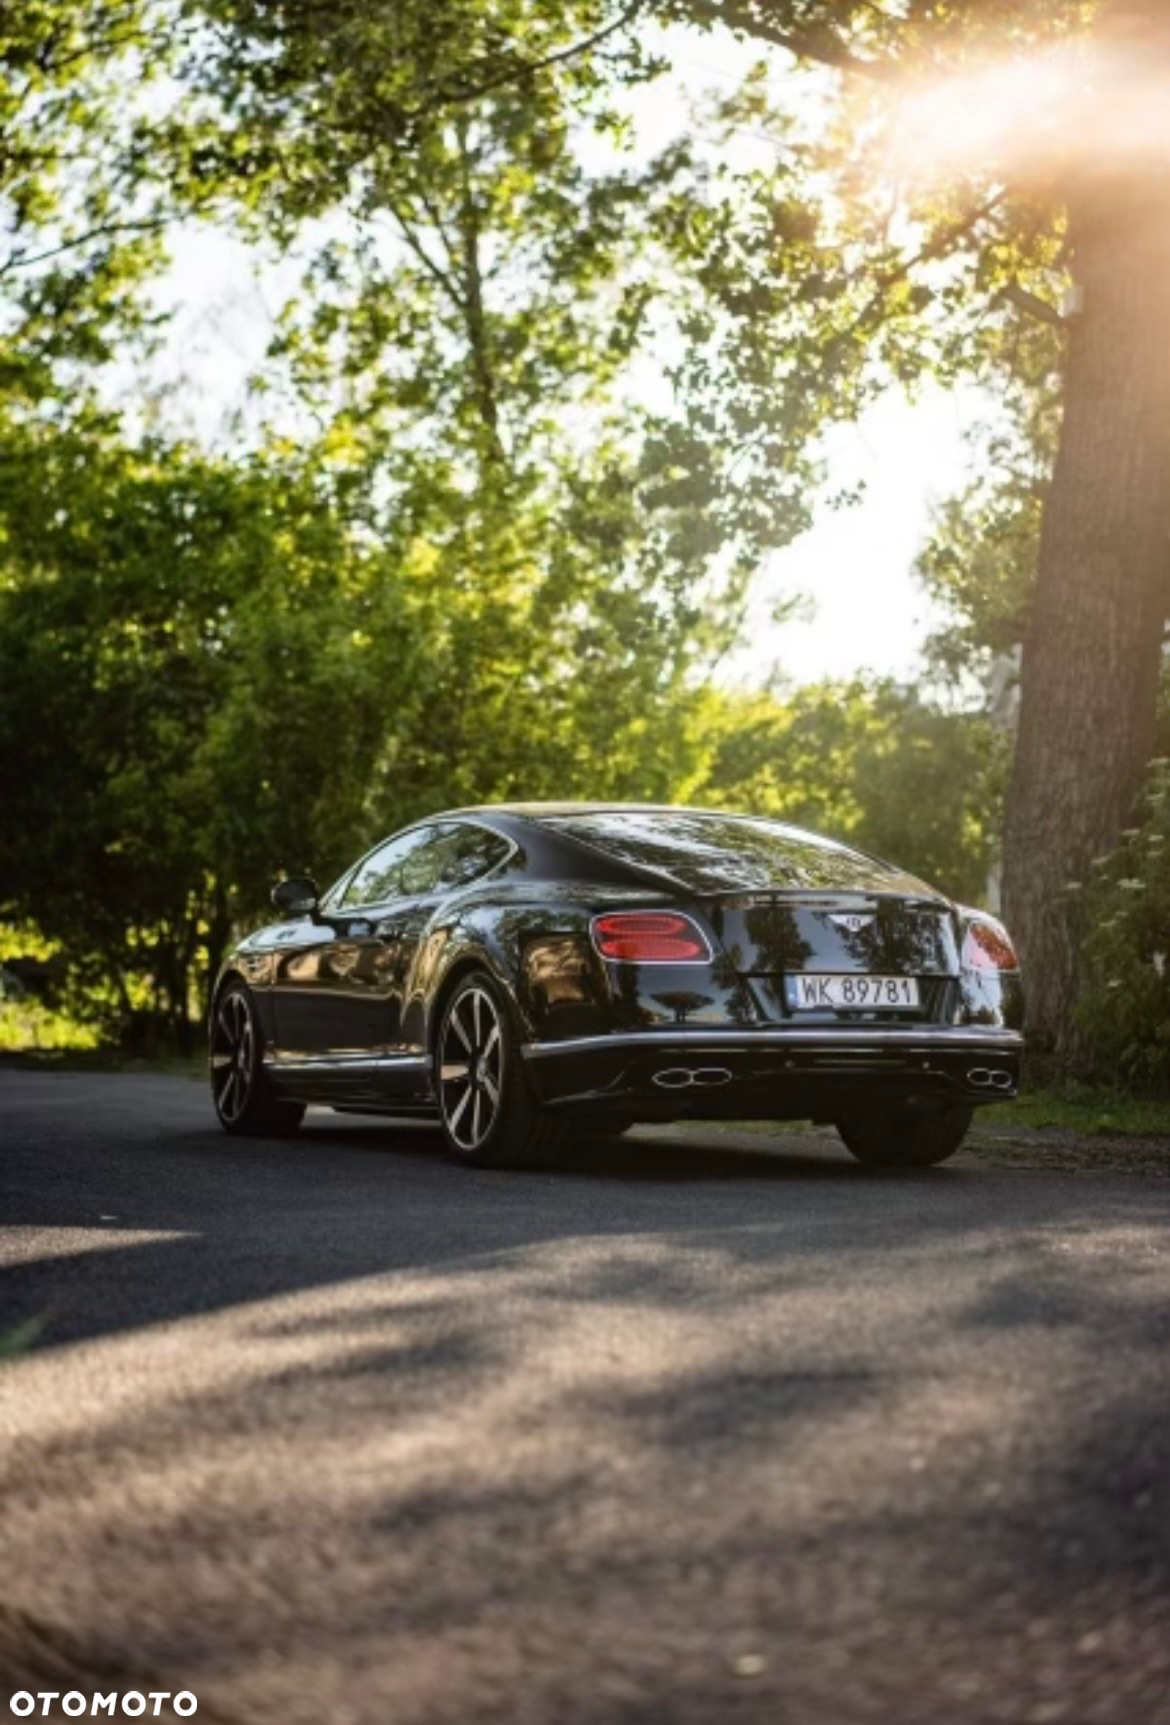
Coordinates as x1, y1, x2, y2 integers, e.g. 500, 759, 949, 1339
651, 1067, 734, 1090
652, 1068, 694, 1090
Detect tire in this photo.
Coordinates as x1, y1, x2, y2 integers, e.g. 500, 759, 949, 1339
210, 980, 305, 1138
835, 1106, 973, 1168
435, 970, 568, 1168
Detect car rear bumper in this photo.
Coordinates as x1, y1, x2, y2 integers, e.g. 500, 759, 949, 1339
521, 1025, 1024, 1119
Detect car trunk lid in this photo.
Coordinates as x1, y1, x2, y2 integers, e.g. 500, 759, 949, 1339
705, 892, 960, 1026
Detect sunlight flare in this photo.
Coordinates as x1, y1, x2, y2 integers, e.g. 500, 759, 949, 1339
891, 39, 1170, 182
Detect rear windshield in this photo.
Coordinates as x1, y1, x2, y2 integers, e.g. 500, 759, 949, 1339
543, 810, 927, 895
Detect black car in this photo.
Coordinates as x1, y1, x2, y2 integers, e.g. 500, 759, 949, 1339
210, 804, 1024, 1168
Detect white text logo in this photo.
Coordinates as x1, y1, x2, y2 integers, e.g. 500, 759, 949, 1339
10, 1696, 196, 1718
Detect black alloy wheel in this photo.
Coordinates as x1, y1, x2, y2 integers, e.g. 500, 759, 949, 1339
835, 1105, 973, 1168
210, 982, 305, 1137
436, 971, 567, 1167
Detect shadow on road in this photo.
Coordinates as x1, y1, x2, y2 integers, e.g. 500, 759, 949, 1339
3, 1105, 986, 1358
0, 1078, 1161, 1360
1, 1073, 1169, 1723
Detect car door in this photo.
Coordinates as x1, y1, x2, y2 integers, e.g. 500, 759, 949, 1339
375, 822, 516, 1058
270, 822, 514, 1080
270, 825, 446, 1065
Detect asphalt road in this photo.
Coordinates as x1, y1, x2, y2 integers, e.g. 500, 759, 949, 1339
1, 1071, 1168, 1725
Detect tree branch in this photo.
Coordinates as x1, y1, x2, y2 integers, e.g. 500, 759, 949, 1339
847, 189, 1009, 332
410, 179, 466, 280
0, 216, 167, 279
1000, 281, 1065, 328
431, 0, 648, 110
381, 198, 467, 316
453, 115, 507, 469
727, 10, 895, 82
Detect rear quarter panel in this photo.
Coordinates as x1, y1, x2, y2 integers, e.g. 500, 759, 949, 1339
412, 884, 756, 1047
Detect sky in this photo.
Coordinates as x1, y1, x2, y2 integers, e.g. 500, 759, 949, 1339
726, 384, 981, 686
138, 22, 988, 693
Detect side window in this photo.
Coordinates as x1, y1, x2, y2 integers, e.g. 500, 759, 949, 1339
339, 822, 512, 908
396, 823, 509, 895
339, 826, 441, 908
429, 823, 512, 890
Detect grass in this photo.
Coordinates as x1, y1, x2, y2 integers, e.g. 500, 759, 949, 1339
987, 1087, 1170, 1139
676, 1088, 1170, 1143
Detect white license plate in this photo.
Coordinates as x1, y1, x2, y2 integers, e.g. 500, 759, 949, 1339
787, 975, 921, 1011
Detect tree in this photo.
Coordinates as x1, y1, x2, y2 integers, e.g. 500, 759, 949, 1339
658, 0, 1170, 1057
915, 323, 1060, 685
161, 0, 827, 802
0, 1, 218, 404
1076, 758, 1170, 1094
0, 420, 434, 1046
3, 0, 821, 1045
695, 680, 1003, 906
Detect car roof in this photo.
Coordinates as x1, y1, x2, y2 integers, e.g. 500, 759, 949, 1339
451, 803, 760, 820
446, 804, 943, 900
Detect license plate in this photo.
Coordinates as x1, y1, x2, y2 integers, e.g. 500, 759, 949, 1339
786, 975, 920, 1011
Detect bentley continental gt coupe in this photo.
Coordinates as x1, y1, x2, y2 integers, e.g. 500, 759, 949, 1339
210, 804, 1024, 1168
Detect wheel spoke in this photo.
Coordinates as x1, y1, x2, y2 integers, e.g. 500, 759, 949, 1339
213, 991, 257, 1124
448, 1084, 474, 1135
221, 1069, 239, 1118
440, 987, 505, 1151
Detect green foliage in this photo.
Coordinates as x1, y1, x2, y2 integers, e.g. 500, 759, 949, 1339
0, 411, 733, 1045
656, 0, 1084, 413
916, 329, 1062, 679
0, 420, 427, 1043
0, 1, 201, 404
0, 999, 100, 1054
0, 0, 1089, 1051
176, 0, 829, 612
695, 680, 1003, 904
1076, 760, 1170, 1094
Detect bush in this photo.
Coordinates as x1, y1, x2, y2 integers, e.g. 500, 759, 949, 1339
1077, 759, 1170, 1093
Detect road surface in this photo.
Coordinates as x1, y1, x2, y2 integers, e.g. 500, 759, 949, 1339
1, 1070, 1168, 1724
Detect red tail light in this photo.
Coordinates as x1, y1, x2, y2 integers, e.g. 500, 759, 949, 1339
591, 912, 712, 964
962, 917, 1020, 973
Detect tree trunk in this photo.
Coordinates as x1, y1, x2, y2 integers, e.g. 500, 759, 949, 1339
1002, 106, 1170, 1057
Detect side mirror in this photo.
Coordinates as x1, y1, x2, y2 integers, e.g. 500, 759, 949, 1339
272, 875, 320, 917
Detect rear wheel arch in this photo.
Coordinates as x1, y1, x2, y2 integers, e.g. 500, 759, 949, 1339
428, 949, 523, 1056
